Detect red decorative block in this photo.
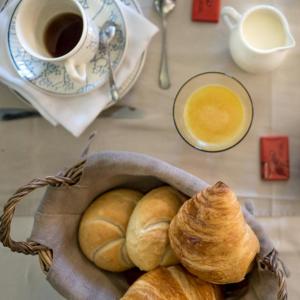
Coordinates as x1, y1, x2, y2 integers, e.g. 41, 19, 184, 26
260, 136, 289, 181
192, 0, 221, 23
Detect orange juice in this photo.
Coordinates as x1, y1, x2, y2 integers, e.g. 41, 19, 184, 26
184, 85, 246, 147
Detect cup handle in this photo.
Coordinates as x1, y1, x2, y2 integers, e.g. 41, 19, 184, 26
221, 6, 242, 30
65, 60, 87, 83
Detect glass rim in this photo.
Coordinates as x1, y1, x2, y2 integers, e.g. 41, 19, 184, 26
173, 71, 254, 153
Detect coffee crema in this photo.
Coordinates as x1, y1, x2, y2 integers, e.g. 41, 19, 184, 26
44, 13, 83, 57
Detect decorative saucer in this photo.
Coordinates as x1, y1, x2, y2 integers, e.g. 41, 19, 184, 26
12, 0, 146, 105
7, 0, 127, 96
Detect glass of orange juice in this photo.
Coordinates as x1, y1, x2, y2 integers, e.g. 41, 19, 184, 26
173, 72, 253, 152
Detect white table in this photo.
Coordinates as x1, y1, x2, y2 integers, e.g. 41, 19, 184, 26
1, 0, 300, 299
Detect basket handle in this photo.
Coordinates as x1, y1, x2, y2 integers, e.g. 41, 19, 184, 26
0, 157, 85, 273
0, 156, 84, 257
0, 176, 76, 256
258, 249, 288, 300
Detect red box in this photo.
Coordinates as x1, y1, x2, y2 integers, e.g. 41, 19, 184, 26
192, 0, 221, 23
260, 136, 289, 181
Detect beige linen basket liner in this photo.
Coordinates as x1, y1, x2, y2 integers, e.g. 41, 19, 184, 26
0, 151, 288, 300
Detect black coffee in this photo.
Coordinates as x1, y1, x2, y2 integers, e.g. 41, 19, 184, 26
44, 13, 83, 57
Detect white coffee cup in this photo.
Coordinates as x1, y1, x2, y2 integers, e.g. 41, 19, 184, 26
15, 0, 99, 83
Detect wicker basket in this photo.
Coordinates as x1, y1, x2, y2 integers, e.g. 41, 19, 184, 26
0, 152, 288, 300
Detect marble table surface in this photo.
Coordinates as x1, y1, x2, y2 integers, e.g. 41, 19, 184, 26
0, 0, 300, 299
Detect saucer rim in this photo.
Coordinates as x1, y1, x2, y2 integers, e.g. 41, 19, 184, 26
7, 0, 128, 97
11, 0, 147, 108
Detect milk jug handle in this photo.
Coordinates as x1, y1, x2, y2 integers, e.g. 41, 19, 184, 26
222, 7, 242, 30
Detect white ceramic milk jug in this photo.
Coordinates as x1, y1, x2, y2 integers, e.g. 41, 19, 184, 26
222, 5, 296, 73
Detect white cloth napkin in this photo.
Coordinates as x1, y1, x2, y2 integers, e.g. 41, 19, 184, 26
0, 0, 158, 137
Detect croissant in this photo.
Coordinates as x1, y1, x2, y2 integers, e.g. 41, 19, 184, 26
169, 182, 260, 284
121, 265, 222, 300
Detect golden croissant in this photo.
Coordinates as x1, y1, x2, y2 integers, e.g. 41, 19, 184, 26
121, 265, 222, 300
169, 182, 260, 284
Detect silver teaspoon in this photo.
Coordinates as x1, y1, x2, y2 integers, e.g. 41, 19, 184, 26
100, 22, 119, 103
154, 0, 176, 89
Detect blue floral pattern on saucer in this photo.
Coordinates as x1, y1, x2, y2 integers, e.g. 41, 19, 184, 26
8, 0, 127, 96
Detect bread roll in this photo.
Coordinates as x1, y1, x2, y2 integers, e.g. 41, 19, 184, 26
126, 186, 186, 271
121, 265, 222, 300
78, 189, 143, 272
169, 182, 260, 284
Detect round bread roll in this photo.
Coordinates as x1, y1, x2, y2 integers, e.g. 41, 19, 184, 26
126, 186, 186, 271
78, 189, 143, 272
121, 265, 222, 300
